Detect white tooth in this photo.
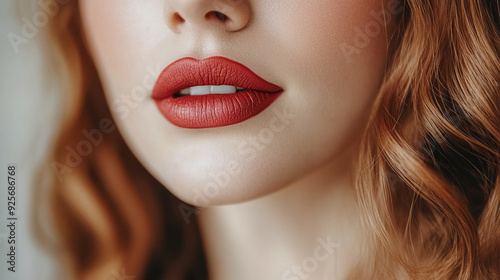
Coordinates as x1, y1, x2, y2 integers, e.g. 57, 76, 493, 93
211, 85, 237, 94
181, 85, 241, 96
180, 88, 191, 95
190, 85, 211, 96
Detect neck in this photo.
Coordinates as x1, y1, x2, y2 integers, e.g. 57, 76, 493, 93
197, 148, 363, 280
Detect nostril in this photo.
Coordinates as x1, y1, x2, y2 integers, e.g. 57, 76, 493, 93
214, 11, 228, 21
206, 11, 228, 22
173, 12, 185, 24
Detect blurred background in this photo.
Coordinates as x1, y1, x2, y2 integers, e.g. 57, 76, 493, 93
0, 0, 59, 279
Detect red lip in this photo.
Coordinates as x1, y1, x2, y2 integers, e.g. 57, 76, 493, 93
152, 56, 283, 128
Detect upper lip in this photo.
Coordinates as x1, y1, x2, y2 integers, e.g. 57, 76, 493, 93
152, 56, 283, 99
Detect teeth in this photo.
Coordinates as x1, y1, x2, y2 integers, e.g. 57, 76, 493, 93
179, 88, 191, 95
178, 85, 246, 96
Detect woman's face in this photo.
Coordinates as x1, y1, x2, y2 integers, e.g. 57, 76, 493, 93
80, 0, 399, 206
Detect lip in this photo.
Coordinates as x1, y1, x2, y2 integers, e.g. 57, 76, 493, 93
152, 56, 283, 128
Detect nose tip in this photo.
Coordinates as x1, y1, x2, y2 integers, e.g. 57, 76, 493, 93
166, 0, 251, 33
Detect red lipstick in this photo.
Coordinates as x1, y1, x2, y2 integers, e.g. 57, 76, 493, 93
152, 57, 283, 128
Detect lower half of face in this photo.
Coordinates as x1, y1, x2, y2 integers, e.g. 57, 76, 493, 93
80, 0, 397, 206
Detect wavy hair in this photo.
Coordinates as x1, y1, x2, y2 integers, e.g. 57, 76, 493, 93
356, 0, 500, 278
37, 0, 500, 279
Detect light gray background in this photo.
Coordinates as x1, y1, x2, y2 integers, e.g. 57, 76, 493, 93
1, 0, 60, 279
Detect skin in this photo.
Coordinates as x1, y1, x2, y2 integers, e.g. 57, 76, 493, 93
80, 0, 398, 278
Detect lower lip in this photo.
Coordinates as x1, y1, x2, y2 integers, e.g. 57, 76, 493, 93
154, 90, 283, 129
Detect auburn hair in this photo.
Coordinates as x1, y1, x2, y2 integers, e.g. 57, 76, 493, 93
36, 0, 499, 279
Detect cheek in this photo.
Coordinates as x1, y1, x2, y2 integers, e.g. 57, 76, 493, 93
267, 0, 391, 58
264, 0, 394, 139
262, 0, 394, 106
80, 0, 165, 88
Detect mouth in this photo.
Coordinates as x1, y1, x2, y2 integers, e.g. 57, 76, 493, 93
152, 57, 283, 129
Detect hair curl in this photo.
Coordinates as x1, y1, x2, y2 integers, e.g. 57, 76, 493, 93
355, 0, 500, 278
